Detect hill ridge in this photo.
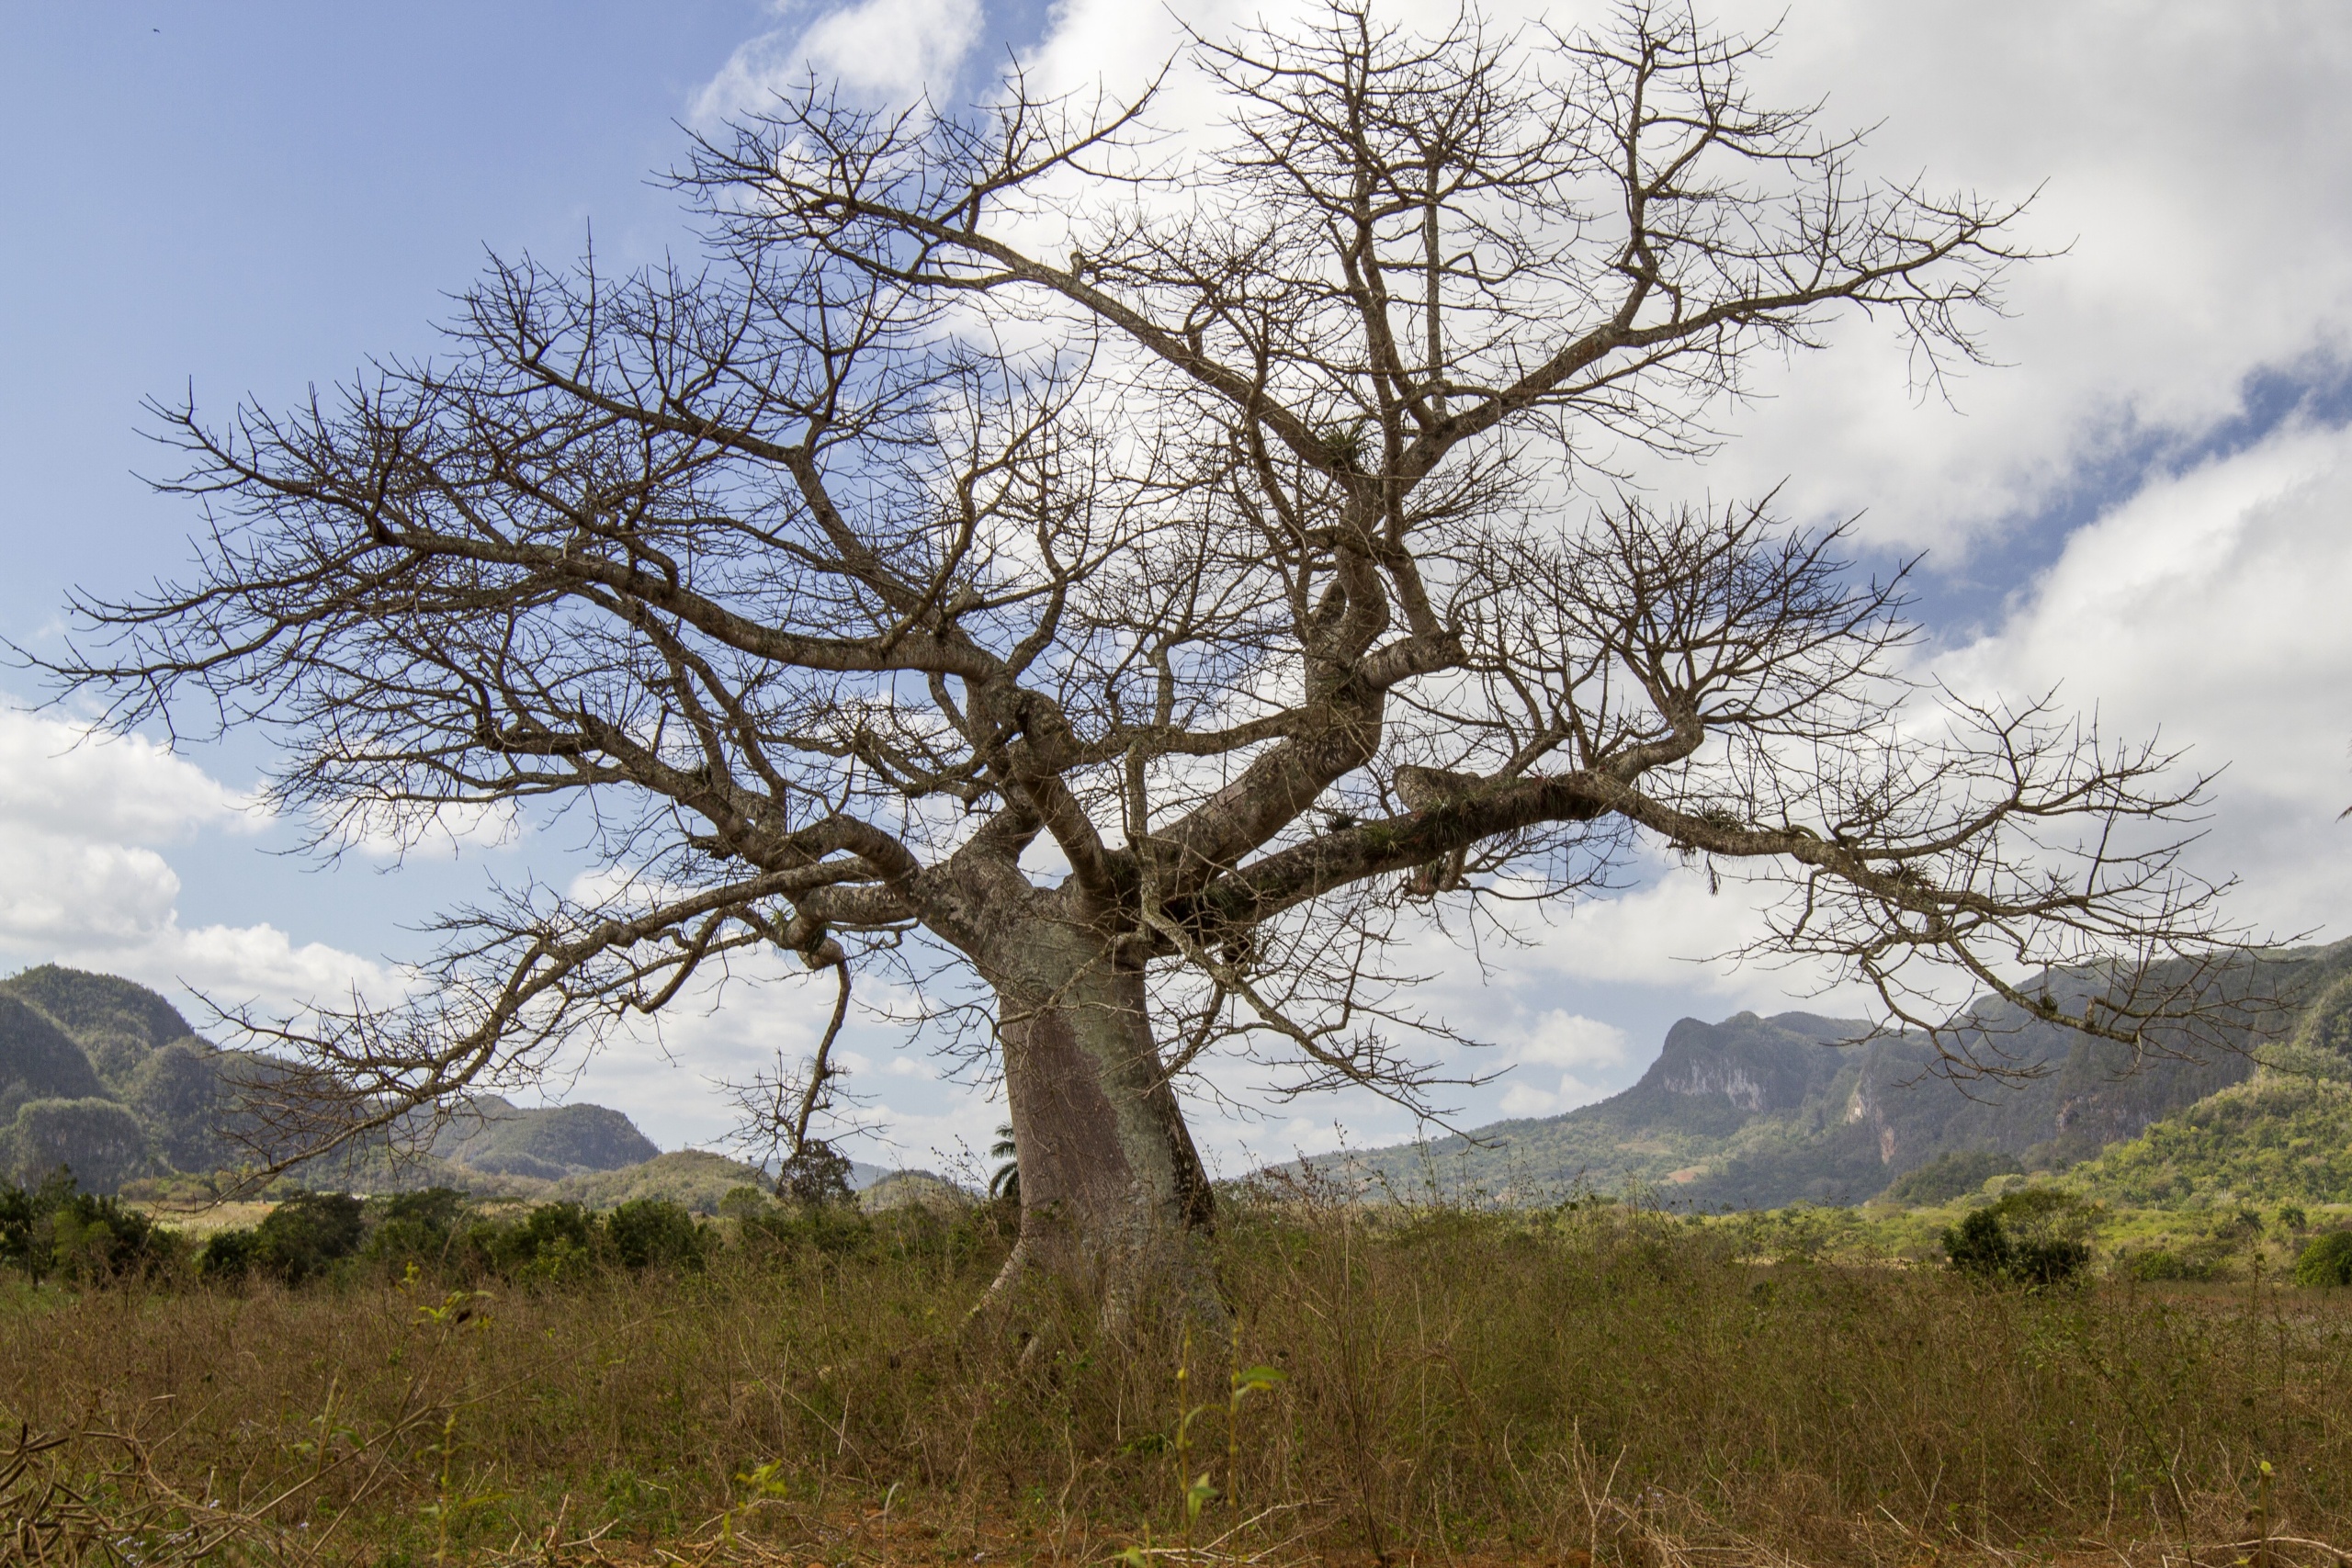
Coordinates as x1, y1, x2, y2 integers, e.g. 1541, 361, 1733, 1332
1306, 938, 2352, 1209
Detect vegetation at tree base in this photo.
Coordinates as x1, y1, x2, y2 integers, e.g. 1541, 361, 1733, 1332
7, 1190, 2352, 1564
1940, 1190, 2095, 1287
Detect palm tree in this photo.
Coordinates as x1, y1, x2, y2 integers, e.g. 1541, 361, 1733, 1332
988, 1124, 1018, 1204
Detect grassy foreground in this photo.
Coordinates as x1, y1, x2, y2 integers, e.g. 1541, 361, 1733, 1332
7, 1191, 2352, 1567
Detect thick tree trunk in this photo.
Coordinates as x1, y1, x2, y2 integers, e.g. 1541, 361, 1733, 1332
980, 913, 1219, 1321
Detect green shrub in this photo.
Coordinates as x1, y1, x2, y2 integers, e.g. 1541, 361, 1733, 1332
0, 1173, 42, 1277
735, 1195, 874, 1257
360, 1187, 468, 1271
2, 1167, 180, 1282
774, 1140, 855, 1208
603, 1198, 705, 1272
197, 1225, 259, 1281
50, 1190, 176, 1281
202, 1190, 367, 1285
2116, 1246, 2233, 1283
1942, 1190, 2093, 1287
254, 1190, 365, 1283
467, 1201, 599, 1284
2295, 1229, 2352, 1288
1942, 1206, 2013, 1276
716, 1184, 771, 1219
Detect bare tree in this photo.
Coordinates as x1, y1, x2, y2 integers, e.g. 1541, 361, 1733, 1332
42, 3, 2244, 1313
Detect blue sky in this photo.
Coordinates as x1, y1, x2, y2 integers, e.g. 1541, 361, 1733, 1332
4, 1, 2349, 1175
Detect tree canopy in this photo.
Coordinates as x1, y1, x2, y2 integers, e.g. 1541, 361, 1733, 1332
42, 2, 2250, 1303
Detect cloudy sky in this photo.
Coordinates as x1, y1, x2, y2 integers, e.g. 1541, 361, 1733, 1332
3, 1, 2348, 1176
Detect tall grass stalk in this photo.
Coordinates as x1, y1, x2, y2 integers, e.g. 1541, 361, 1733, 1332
5, 1192, 2352, 1563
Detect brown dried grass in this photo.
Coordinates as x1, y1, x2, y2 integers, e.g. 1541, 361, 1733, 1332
5, 1194, 2351, 1566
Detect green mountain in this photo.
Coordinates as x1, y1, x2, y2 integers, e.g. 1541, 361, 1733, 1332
1, 965, 203, 1090
1318, 938, 2352, 1211
0, 966, 672, 1197
2064, 966, 2352, 1207
0, 991, 107, 1115
426, 1097, 662, 1180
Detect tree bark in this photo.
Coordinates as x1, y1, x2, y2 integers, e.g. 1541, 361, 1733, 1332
978, 910, 1219, 1322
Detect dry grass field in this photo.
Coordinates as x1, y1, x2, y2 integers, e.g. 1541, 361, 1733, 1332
6, 1193, 2352, 1567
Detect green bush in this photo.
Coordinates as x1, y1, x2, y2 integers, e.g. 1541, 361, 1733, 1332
201, 1190, 366, 1285
734, 1194, 874, 1257
255, 1190, 365, 1282
49, 1190, 177, 1281
2295, 1229, 2352, 1288
1941, 1190, 2093, 1287
603, 1198, 706, 1272
774, 1141, 856, 1207
467, 1201, 599, 1284
197, 1225, 259, 1281
716, 1184, 771, 1219
2, 1167, 180, 1282
360, 1187, 468, 1271
0, 1172, 46, 1276
179, 1184, 923, 1296
2116, 1246, 2232, 1283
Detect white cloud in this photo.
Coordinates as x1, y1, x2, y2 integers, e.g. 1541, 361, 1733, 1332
1493, 1009, 1624, 1119
0, 709, 396, 1023
1488, 864, 1847, 1011
694, 0, 985, 119
1497, 1074, 1606, 1120
1936, 416, 2352, 940
0, 709, 259, 845
1512, 1010, 1630, 1073
1631, 0, 2352, 557
0, 838, 181, 948
1010, 0, 2352, 561
160, 922, 400, 1014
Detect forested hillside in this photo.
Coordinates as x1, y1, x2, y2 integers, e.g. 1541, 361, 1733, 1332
0, 966, 673, 1196
2064, 964, 2352, 1207
17, 946, 2350, 1213
1315, 938, 2352, 1209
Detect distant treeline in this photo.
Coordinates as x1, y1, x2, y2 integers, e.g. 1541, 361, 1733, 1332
0, 1168, 990, 1292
